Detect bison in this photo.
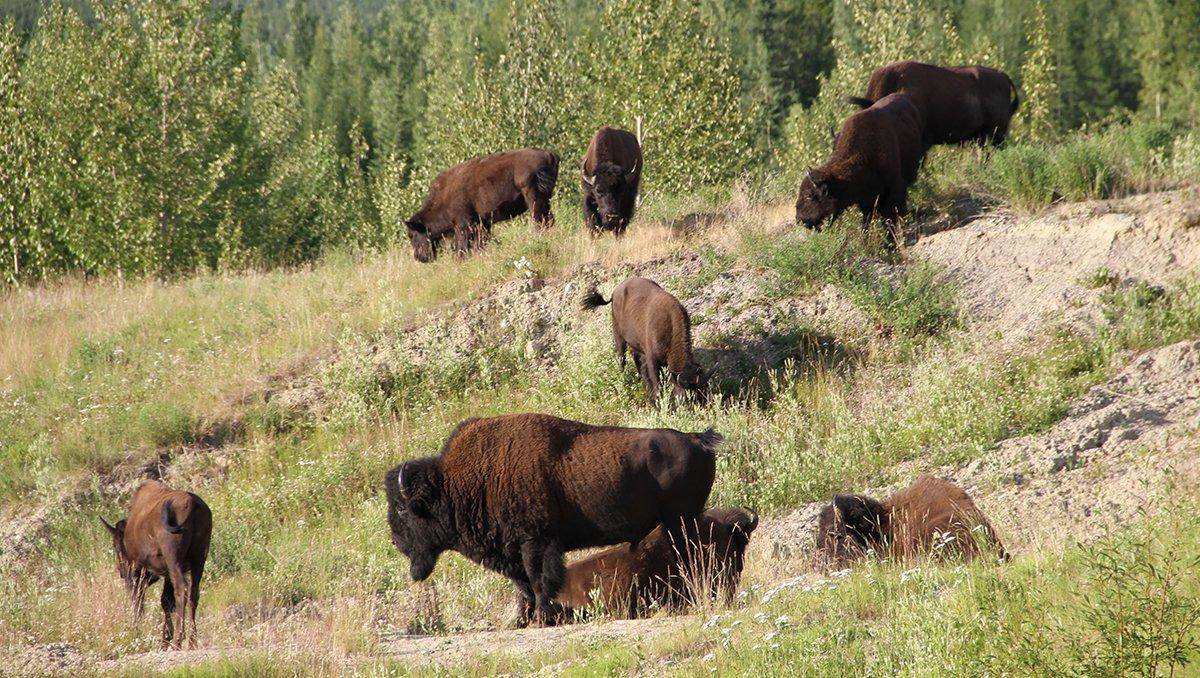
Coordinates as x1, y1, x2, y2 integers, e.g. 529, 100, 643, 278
101, 480, 212, 649
846, 60, 1019, 147
795, 93, 924, 244
384, 413, 722, 626
582, 126, 642, 236
815, 475, 1007, 568
553, 507, 758, 620
405, 148, 559, 262
581, 276, 707, 406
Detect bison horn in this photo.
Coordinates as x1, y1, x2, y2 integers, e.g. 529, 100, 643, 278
100, 517, 116, 534
625, 161, 639, 181
398, 462, 409, 499
744, 509, 759, 534
583, 174, 596, 187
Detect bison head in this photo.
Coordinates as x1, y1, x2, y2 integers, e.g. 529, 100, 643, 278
101, 516, 155, 617
815, 494, 889, 567
583, 162, 638, 231
794, 170, 840, 230
384, 458, 450, 581
406, 220, 437, 263
673, 361, 709, 404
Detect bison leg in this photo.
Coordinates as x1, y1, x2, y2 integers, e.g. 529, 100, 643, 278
159, 578, 176, 650
166, 562, 189, 650
453, 221, 480, 258
513, 579, 537, 628
520, 541, 565, 626
524, 188, 554, 230
614, 334, 627, 371
584, 197, 602, 234
187, 561, 204, 649
638, 357, 662, 405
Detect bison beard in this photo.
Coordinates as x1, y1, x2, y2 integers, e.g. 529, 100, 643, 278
384, 413, 723, 626
405, 148, 559, 262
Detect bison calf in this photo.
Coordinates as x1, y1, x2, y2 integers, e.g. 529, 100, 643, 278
582, 126, 642, 236
384, 413, 722, 626
554, 507, 758, 621
796, 93, 924, 244
101, 480, 212, 649
405, 148, 559, 262
582, 276, 707, 406
815, 475, 1007, 568
846, 60, 1019, 147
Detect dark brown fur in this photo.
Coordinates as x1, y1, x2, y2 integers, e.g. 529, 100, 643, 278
582, 127, 642, 236
581, 276, 706, 406
795, 93, 924, 243
553, 507, 758, 621
384, 413, 722, 626
101, 480, 212, 650
406, 148, 559, 262
815, 475, 1007, 568
846, 60, 1019, 147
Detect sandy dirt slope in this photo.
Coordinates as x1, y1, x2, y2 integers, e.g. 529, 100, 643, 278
913, 187, 1200, 341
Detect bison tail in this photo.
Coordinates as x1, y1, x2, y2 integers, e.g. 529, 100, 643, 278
160, 500, 185, 534
694, 428, 725, 453
536, 157, 559, 196
843, 95, 874, 109
580, 287, 610, 311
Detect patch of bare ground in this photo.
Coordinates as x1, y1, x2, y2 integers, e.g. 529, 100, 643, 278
912, 187, 1200, 341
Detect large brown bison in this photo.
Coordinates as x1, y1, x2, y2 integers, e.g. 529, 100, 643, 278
405, 148, 559, 262
554, 507, 758, 620
846, 60, 1019, 147
581, 276, 707, 406
101, 480, 212, 649
815, 475, 1007, 568
795, 93, 924, 243
582, 127, 642, 236
384, 413, 722, 626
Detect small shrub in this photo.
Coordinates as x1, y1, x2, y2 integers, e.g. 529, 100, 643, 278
1050, 137, 1123, 201
986, 145, 1055, 210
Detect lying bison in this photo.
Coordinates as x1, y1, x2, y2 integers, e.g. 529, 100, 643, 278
101, 480, 212, 649
815, 475, 1007, 567
581, 276, 707, 406
554, 507, 757, 620
384, 413, 722, 626
405, 148, 559, 262
582, 126, 642, 236
846, 60, 1019, 147
795, 93, 924, 244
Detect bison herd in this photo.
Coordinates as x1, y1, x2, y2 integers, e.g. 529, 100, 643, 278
101, 60, 1018, 648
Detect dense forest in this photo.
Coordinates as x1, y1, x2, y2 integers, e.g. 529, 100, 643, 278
0, 0, 1197, 282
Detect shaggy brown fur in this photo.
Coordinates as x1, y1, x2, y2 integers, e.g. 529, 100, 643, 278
384, 413, 722, 626
406, 148, 559, 262
795, 93, 924, 243
846, 60, 1019, 147
581, 276, 706, 405
553, 507, 758, 621
582, 127, 642, 236
815, 475, 1007, 568
101, 480, 212, 650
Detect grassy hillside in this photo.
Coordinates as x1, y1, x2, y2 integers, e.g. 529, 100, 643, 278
3, 161, 1200, 676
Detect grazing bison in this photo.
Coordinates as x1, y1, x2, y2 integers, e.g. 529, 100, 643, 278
815, 475, 1007, 567
795, 93, 924, 243
582, 127, 642, 236
101, 480, 212, 649
581, 276, 707, 406
405, 148, 559, 262
384, 413, 722, 626
846, 60, 1019, 147
554, 507, 758, 620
